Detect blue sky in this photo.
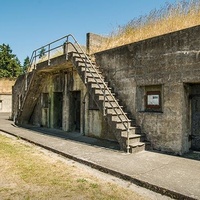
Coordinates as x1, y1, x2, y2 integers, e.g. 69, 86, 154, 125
0, 0, 177, 63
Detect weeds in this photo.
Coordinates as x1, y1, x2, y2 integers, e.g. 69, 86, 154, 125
94, 0, 200, 52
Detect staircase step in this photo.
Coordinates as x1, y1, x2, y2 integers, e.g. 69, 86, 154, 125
107, 107, 124, 115
85, 72, 103, 78
111, 115, 131, 122
74, 56, 90, 62
87, 77, 103, 83
94, 88, 114, 95
90, 83, 110, 89
102, 101, 120, 108
118, 126, 141, 135
122, 134, 145, 143
76, 60, 95, 66
106, 111, 130, 122
71, 52, 89, 58
115, 121, 131, 129
81, 67, 101, 73
98, 95, 117, 101
78, 62, 99, 69
129, 142, 145, 153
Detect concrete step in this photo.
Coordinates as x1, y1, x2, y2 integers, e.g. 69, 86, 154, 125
103, 101, 120, 108
98, 95, 117, 101
85, 72, 103, 79
129, 142, 145, 153
87, 77, 103, 83
90, 83, 110, 90
108, 113, 129, 122
119, 126, 141, 135
114, 121, 131, 129
94, 88, 114, 95
123, 134, 145, 143
74, 57, 91, 63
71, 52, 89, 58
76, 59, 95, 66
81, 67, 101, 73
78, 62, 99, 69
106, 107, 124, 115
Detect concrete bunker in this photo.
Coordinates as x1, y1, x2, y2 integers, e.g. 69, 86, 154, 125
12, 25, 200, 154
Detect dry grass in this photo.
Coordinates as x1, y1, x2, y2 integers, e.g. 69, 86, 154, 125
94, 0, 200, 52
0, 134, 148, 200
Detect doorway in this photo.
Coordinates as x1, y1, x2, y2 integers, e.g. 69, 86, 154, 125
191, 85, 200, 151
70, 91, 81, 131
53, 92, 63, 129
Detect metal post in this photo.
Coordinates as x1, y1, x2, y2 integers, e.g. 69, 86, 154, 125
84, 61, 87, 84
34, 51, 37, 69
127, 122, 130, 154
65, 37, 69, 60
103, 84, 106, 116
48, 44, 51, 65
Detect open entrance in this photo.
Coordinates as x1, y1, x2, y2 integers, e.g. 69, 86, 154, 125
190, 84, 200, 151
53, 92, 63, 129
70, 91, 81, 131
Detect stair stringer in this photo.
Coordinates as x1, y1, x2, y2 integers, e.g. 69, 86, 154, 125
17, 70, 47, 125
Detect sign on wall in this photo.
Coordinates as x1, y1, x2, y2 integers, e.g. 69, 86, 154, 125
146, 91, 161, 110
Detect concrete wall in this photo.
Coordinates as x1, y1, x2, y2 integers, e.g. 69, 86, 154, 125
94, 25, 200, 154
86, 33, 107, 54
0, 78, 16, 113
29, 69, 116, 141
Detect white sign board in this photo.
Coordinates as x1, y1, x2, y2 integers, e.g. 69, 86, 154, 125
147, 95, 159, 105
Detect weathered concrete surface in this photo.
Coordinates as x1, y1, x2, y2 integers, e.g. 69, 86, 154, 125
12, 54, 116, 141
0, 113, 199, 200
86, 33, 107, 54
0, 78, 16, 113
0, 78, 16, 94
95, 25, 200, 155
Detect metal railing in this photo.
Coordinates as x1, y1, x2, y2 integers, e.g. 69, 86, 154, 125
19, 34, 131, 153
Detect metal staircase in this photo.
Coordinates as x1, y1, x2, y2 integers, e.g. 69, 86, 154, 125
16, 34, 149, 153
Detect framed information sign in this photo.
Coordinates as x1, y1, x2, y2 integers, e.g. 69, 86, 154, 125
146, 91, 161, 110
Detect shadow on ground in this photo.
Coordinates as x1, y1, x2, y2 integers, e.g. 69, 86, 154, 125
21, 124, 121, 151
183, 151, 200, 161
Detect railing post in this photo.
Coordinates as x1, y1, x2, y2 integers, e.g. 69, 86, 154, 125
65, 37, 69, 60
127, 122, 130, 154
103, 84, 106, 116
48, 44, 51, 65
34, 51, 37, 69
84, 61, 87, 84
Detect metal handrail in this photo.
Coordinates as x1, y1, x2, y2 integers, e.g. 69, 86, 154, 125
19, 34, 131, 153
65, 40, 130, 153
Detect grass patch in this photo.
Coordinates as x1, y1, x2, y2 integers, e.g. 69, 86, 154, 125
0, 134, 147, 200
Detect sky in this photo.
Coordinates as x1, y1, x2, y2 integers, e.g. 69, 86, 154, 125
0, 0, 177, 63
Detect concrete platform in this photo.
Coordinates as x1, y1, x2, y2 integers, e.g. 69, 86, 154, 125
0, 113, 200, 200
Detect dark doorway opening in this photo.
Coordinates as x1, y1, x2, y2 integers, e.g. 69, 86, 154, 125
53, 92, 63, 129
70, 91, 81, 131
191, 84, 200, 151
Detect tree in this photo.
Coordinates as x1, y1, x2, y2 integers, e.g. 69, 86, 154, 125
23, 56, 31, 73
0, 44, 22, 78
39, 47, 46, 59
